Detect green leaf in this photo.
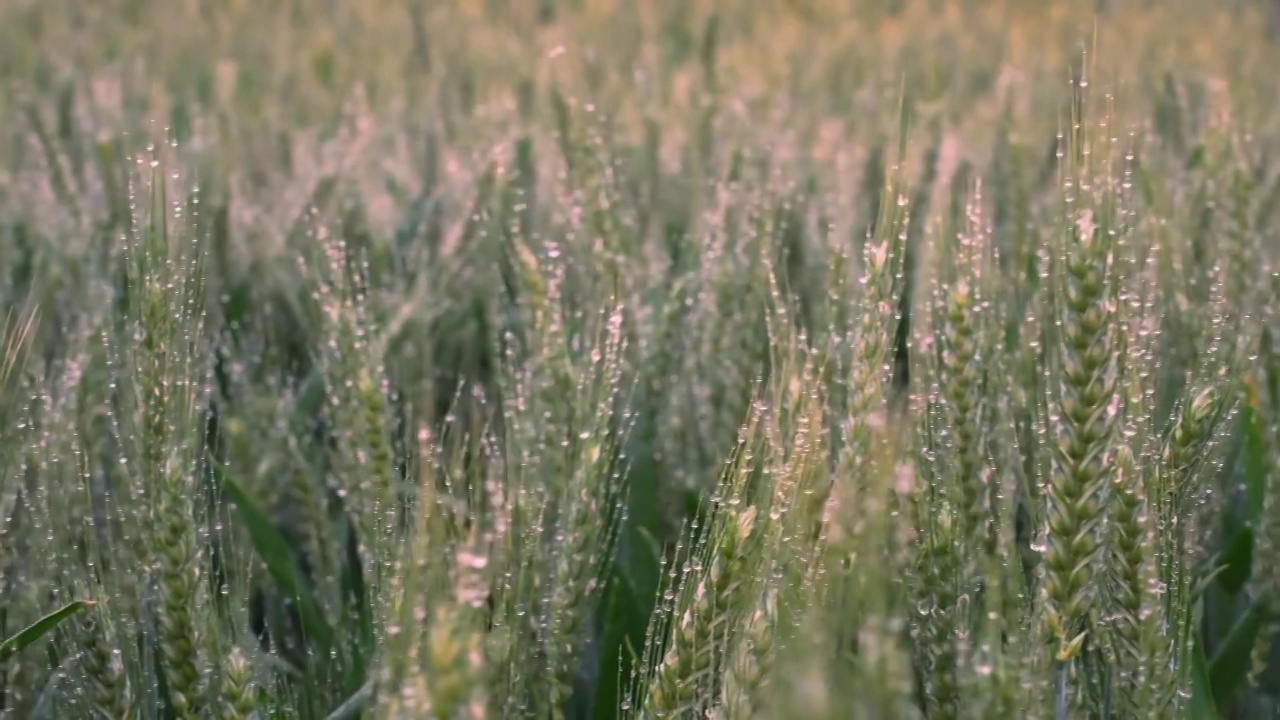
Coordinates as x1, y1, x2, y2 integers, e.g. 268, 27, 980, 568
1215, 527, 1254, 596
1190, 629, 1220, 720
699, 13, 720, 89
339, 510, 373, 697
550, 87, 575, 178
592, 440, 664, 720
323, 679, 373, 720
1187, 143, 1206, 170
1241, 378, 1269, 523
0, 600, 95, 664
1209, 600, 1268, 708
217, 465, 335, 654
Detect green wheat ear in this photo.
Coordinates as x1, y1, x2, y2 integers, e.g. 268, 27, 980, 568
1042, 210, 1119, 665
646, 503, 760, 718
222, 646, 259, 719
115, 153, 214, 719
75, 606, 131, 718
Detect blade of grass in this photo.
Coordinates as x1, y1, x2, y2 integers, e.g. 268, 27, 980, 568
1209, 600, 1269, 708
0, 600, 95, 664
216, 463, 336, 654
1192, 601, 1221, 720
323, 678, 374, 720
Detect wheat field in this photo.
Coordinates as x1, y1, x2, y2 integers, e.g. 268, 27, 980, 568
3, 1, 1280, 718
